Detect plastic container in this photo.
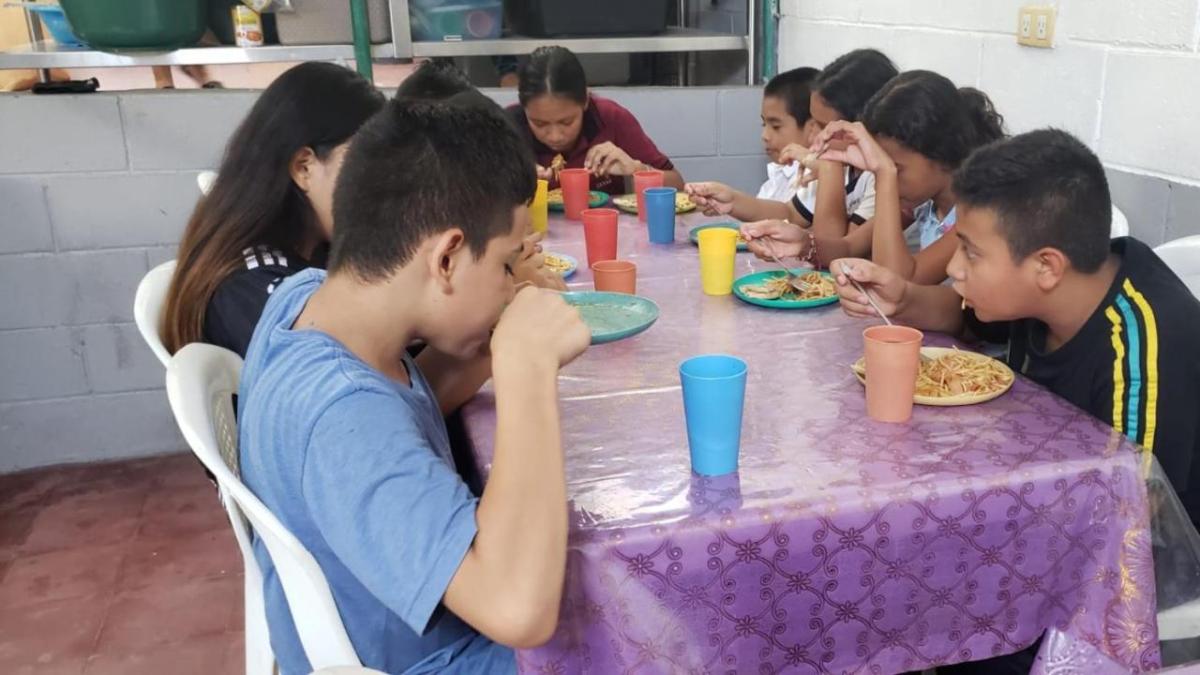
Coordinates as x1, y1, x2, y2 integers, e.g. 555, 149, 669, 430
14, 4, 83, 46
59, 0, 206, 51
410, 0, 502, 41
505, 0, 670, 37
209, 0, 279, 45
275, 0, 391, 45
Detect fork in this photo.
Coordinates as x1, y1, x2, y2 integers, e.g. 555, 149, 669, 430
760, 238, 811, 293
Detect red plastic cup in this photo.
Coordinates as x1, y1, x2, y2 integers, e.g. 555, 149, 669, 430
634, 170, 664, 223
560, 168, 591, 221
581, 208, 619, 267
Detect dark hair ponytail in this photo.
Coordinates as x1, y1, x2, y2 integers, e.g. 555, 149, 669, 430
862, 70, 1006, 168
518, 46, 588, 106
957, 86, 1005, 146
814, 48, 898, 121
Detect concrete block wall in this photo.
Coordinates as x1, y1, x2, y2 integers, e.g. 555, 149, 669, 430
0, 85, 768, 473
779, 0, 1200, 247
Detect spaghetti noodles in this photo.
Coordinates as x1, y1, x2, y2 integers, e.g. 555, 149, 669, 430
741, 271, 835, 301
914, 348, 1013, 398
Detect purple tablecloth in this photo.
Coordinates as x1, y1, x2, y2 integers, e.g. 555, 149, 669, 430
463, 212, 1160, 673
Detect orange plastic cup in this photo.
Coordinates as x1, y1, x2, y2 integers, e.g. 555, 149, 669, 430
581, 208, 619, 267
560, 168, 591, 220
592, 260, 637, 294
634, 170, 664, 223
862, 325, 924, 423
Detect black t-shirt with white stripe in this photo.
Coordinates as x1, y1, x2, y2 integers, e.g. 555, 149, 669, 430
203, 245, 311, 358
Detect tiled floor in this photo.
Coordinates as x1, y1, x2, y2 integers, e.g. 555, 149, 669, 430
0, 454, 244, 675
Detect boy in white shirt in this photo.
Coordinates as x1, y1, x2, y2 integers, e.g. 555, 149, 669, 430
756, 66, 820, 203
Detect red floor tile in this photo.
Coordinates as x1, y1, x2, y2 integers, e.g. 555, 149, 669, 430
137, 484, 229, 541
115, 529, 241, 593
126, 453, 211, 491
0, 594, 106, 674
82, 632, 238, 675
96, 575, 241, 653
0, 544, 124, 609
20, 489, 147, 555
0, 469, 65, 514
0, 507, 41, 556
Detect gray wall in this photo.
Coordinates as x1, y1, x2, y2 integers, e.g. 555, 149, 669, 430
0, 86, 767, 473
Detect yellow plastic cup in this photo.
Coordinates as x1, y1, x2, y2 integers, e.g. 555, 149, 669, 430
697, 228, 739, 296
531, 179, 549, 234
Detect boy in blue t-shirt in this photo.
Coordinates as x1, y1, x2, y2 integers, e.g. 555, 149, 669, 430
237, 99, 590, 675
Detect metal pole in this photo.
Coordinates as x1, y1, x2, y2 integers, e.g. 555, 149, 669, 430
350, 0, 374, 81
747, 0, 757, 85
761, 0, 777, 81
22, 8, 51, 83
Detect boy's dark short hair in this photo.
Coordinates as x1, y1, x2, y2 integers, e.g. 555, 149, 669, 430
954, 128, 1112, 273
329, 100, 536, 281
394, 59, 474, 101
763, 66, 820, 126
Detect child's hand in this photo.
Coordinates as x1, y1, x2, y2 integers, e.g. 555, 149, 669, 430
492, 287, 590, 370
777, 143, 821, 168
829, 258, 907, 319
512, 232, 567, 291
811, 121, 896, 176
740, 219, 810, 261
535, 164, 554, 181
685, 182, 735, 216
584, 142, 638, 176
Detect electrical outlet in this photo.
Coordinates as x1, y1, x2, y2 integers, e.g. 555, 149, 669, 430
1017, 5, 1055, 48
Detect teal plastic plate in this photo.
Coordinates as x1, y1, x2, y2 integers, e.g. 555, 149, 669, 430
544, 252, 578, 279
563, 291, 660, 344
548, 190, 610, 212
732, 270, 839, 309
689, 222, 748, 251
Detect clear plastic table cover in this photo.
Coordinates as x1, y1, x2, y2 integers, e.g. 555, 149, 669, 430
462, 212, 1180, 673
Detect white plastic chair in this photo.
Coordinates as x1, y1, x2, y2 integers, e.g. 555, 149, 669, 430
134, 260, 178, 367
1111, 204, 1130, 238
198, 170, 218, 196
1155, 235, 1200, 299
166, 343, 361, 671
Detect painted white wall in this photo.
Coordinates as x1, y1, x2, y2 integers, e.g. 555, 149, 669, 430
779, 0, 1200, 185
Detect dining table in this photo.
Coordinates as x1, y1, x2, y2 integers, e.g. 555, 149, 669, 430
461, 208, 1161, 674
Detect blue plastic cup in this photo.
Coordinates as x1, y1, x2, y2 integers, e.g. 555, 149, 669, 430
679, 354, 747, 476
645, 187, 678, 244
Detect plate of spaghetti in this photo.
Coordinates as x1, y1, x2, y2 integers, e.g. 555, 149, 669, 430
732, 270, 838, 309
543, 252, 578, 279
850, 347, 1015, 406
547, 189, 609, 212
612, 192, 696, 214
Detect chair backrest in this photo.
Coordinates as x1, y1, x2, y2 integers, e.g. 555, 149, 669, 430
1155, 235, 1200, 300
134, 260, 178, 367
166, 343, 361, 670
198, 170, 217, 196
1111, 204, 1130, 238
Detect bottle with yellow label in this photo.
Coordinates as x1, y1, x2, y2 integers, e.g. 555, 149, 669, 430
232, 5, 264, 47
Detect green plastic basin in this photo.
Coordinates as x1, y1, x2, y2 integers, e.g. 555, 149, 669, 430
59, 0, 207, 51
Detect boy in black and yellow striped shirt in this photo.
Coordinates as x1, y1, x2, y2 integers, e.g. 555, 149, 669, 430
828, 129, 1200, 528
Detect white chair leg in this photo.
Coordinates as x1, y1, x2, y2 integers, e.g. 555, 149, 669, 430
244, 567, 275, 675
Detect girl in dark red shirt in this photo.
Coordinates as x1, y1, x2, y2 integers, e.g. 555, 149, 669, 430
508, 46, 685, 195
